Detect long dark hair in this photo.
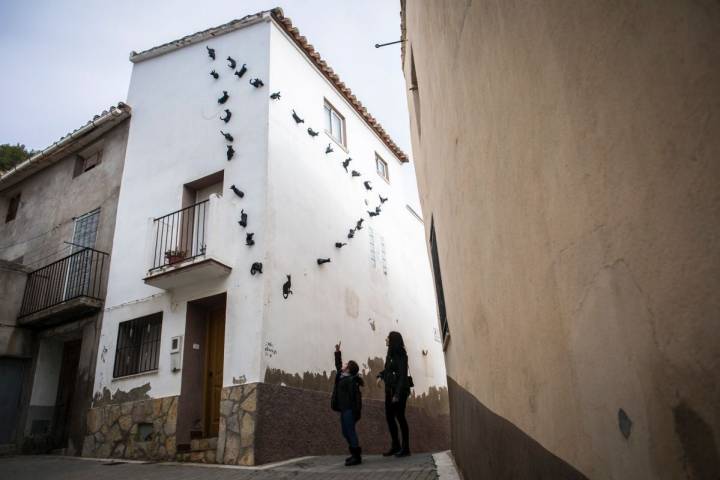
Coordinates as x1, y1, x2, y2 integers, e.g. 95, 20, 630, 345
387, 331, 406, 356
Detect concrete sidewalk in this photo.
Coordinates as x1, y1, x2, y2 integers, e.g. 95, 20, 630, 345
0, 451, 461, 479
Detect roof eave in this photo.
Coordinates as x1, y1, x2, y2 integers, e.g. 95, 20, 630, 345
268, 8, 408, 163
0, 103, 131, 191
129, 11, 271, 64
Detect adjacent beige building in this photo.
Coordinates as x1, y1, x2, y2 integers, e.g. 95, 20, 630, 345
401, 1, 719, 479
0, 104, 130, 454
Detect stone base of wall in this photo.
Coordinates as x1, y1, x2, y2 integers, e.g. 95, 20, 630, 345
217, 383, 257, 465
82, 383, 449, 466
82, 395, 178, 460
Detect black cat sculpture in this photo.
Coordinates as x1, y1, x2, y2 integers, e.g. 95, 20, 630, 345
227, 56, 237, 69
292, 110, 305, 124
218, 91, 229, 104
379, 194, 388, 204
246, 233, 255, 246
249, 78, 264, 88
325, 144, 333, 154
347, 229, 355, 239
351, 170, 361, 177
307, 128, 319, 137
207, 46, 215, 59
238, 209, 247, 228
375, 206, 381, 214
335, 242, 347, 248
230, 185, 244, 198
250, 262, 263, 275
368, 210, 378, 217
221, 131, 234, 142
356, 219, 364, 230
235, 64, 247, 78
210, 70, 219, 79
317, 258, 331, 265
227, 145, 235, 161
270, 92, 281, 100
342, 158, 351, 172
283, 275, 293, 299
221, 109, 232, 123
364, 181, 372, 191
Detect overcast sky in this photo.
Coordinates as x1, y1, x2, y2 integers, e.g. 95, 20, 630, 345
0, 0, 411, 155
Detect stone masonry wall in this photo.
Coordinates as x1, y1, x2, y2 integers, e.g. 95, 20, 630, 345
82, 395, 178, 460
217, 383, 257, 465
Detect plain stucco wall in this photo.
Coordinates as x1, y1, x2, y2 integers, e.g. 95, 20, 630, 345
94, 19, 271, 400
403, 1, 720, 478
264, 20, 447, 396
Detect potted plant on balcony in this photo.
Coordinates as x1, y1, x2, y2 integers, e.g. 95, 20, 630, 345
164, 249, 186, 265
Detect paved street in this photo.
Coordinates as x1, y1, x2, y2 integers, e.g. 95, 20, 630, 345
0, 453, 441, 479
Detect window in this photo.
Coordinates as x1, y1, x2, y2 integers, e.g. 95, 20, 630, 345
65, 208, 101, 298
113, 313, 163, 378
5, 192, 20, 223
74, 150, 102, 177
324, 100, 346, 147
409, 48, 421, 137
368, 227, 388, 275
375, 154, 389, 181
72, 209, 100, 249
429, 218, 449, 348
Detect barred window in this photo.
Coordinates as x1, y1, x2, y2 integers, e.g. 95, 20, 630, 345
113, 313, 163, 378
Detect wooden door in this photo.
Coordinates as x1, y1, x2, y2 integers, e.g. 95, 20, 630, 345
204, 307, 225, 437
52, 339, 81, 448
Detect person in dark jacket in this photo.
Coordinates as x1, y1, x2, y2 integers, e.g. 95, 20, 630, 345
331, 341, 364, 466
376, 331, 411, 457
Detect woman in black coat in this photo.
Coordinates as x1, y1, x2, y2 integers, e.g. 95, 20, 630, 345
376, 331, 411, 457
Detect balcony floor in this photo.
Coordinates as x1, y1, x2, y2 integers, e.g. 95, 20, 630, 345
18, 296, 103, 328
143, 257, 232, 290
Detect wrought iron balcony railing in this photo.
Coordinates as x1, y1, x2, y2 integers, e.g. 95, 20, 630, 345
150, 200, 208, 272
18, 247, 109, 319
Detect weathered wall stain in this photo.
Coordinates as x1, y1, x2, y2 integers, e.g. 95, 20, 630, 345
92, 383, 151, 407
673, 402, 720, 479
264, 356, 449, 415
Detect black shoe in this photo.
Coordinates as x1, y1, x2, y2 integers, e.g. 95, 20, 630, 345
345, 447, 362, 466
382, 446, 401, 457
394, 448, 411, 457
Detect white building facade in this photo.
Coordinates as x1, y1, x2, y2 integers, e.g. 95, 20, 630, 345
86, 9, 448, 465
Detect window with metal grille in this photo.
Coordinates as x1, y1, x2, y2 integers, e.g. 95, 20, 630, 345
113, 313, 163, 378
429, 218, 449, 348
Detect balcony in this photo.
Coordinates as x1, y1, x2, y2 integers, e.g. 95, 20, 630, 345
18, 248, 109, 327
143, 197, 232, 290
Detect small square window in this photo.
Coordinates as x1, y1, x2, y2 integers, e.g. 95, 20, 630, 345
74, 150, 102, 177
324, 100, 346, 147
5, 192, 20, 223
375, 154, 389, 182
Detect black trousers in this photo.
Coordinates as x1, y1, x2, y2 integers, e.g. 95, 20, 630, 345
385, 391, 409, 450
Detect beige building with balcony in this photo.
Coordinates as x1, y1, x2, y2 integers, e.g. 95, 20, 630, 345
0, 104, 130, 454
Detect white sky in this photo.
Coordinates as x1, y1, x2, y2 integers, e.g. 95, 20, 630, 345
0, 0, 411, 155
